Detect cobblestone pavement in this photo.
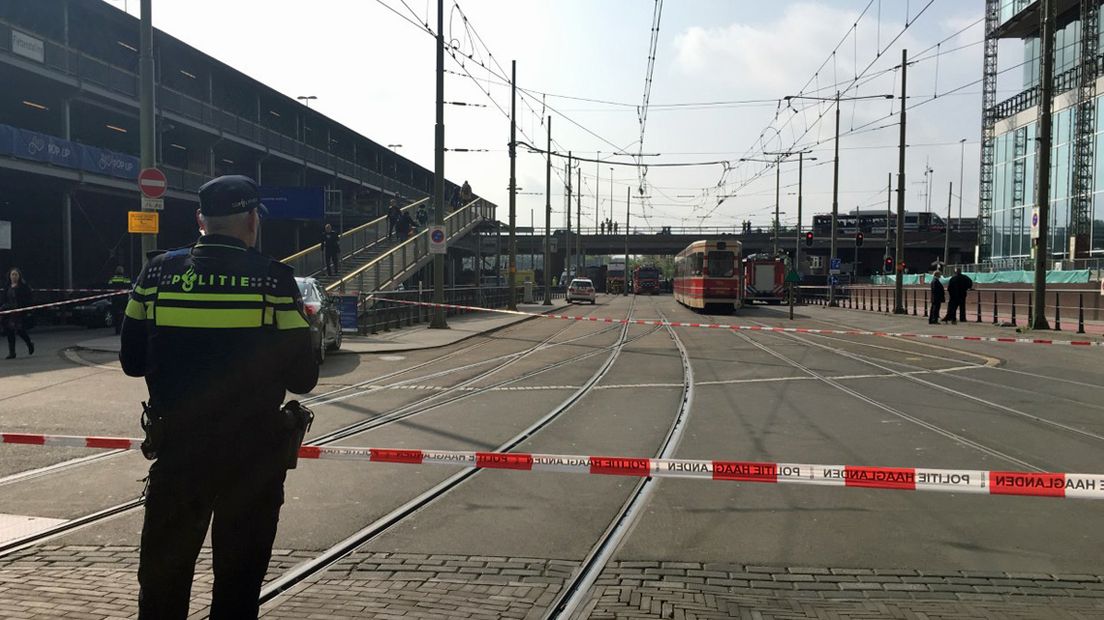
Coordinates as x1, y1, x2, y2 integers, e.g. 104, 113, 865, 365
0, 545, 314, 619
4, 548, 1104, 619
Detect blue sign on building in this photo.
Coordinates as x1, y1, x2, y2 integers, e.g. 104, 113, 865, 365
259, 186, 325, 220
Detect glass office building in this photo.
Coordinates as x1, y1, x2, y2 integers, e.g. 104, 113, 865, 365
984, 0, 1104, 261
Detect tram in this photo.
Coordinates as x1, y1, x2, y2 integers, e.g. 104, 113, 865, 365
674, 239, 743, 313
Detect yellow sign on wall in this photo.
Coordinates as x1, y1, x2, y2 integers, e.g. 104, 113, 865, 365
128, 211, 159, 234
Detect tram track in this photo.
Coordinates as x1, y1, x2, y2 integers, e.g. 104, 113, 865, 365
741, 311, 1104, 445
253, 295, 646, 609
544, 302, 695, 619
0, 303, 634, 558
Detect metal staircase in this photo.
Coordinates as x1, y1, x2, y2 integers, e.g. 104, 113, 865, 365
280, 197, 429, 286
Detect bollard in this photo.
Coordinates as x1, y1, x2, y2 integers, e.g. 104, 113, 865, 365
861, 288, 866, 311
992, 290, 998, 324
1027, 292, 1032, 326
1011, 291, 1017, 326
1078, 294, 1085, 334
976, 290, 982, 323
924, 289, 929, 318
912, 288, 917, 316
1054, 292, 1061, 331
877, 289, 882, 313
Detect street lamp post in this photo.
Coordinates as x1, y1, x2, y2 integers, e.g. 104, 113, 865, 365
296, 95, 317, 108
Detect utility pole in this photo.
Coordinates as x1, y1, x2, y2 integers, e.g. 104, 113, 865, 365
773, 160, 780, 255
623, 185, 630, 296
796, 151, 805, 272
958, 138, 966, 228
1032, 0, 1055, 330
893, 48, 908, 314
543, 115, 552, 305
139, 0, 157, 257
595, 153, 600, 231
829, 91, 841, 306
507, 60, 518, 311
944, 181, 952, 268
885, 172, 892, 265
576, 165, 582, 274
566, 151, 572, 279
430, 0, 447, 328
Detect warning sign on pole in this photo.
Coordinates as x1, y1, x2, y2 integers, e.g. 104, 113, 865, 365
128, 211, 159, 234
429, 225, 447, 254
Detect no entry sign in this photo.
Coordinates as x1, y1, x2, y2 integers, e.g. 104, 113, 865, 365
138, 168, 167, 199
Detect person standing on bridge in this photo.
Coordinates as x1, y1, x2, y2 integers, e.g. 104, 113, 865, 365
387, 199, 401, 240
943, 267, 973, 325
120, 175, 318, 619
1, 267, 34, 359
460, 180, 472, 204
321, 223, 341, 277
929, 270, 945, 325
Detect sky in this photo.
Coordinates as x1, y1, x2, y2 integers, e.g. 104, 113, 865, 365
105, 0, 1018, 233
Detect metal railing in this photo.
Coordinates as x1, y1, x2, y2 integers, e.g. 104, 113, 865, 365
947, 256, 1104, 273
325, 198, 494, 296
280, 197, 428, 277
356, 286, 564, 335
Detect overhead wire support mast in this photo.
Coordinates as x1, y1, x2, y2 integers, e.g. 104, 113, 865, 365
782, 91, 893, 307
508, 60, 518, 311
543, 115, 552, 306
431, 0, 447, 329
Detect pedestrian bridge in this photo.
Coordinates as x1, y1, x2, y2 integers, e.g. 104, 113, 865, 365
280, 197, 495, 294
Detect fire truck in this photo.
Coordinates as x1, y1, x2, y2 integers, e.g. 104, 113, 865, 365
632, 265, 661, 295
742, 253, 786, 305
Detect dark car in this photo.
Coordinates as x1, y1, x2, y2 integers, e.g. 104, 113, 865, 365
72, 298, 115, 329
296, 277, 342, 364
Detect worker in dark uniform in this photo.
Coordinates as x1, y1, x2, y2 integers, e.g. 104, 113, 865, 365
929, 270, 945, 325
321, 223, 341, 276
120, 175, 319, 620
107, 266, 131, 335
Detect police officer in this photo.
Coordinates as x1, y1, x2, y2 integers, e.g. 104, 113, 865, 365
321, 223, 340, 276
107, 266, 131, 335
120, 175, 319, 619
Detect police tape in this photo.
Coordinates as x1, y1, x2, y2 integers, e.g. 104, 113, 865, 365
36, 288, 119, 293
1, 431, 1100, 500
0, 291, 128, 316
373, 298, 1104, 347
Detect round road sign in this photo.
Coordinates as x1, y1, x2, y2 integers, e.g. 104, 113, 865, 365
1032, 212, 1039, 227
430, 228, 445, 244
138, 168, 167, 199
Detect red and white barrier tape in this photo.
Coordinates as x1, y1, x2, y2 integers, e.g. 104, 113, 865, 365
374, 298, 1103, 347
36, 288, 118, 294
0, 291, 127, 316
2, 431, 1100, 500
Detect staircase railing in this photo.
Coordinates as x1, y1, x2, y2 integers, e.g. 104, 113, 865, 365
324, 198, 494, 295
280, 197, 429, 277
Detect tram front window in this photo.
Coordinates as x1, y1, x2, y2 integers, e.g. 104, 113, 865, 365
706, 251, 735, 277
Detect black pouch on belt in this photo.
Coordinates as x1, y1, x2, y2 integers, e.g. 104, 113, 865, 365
280, 400, 315, 469
139, 401, 164, 461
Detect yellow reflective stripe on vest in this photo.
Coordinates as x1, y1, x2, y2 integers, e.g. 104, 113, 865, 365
275, 309, 309, 330
155, 306, 264, 328
125, 299, 146, 320
264, 294, 295, 304
134, 285, 158, 296
157, 292, 265, 303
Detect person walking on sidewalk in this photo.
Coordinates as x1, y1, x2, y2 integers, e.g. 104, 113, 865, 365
929, 270, 945, 325
321, 224, 341, 277
108, 266, 132, 335
1, 267, 34, 359
943, 268, 973, 324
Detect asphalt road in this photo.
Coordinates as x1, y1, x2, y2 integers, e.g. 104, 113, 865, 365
1, 297, 1102, 619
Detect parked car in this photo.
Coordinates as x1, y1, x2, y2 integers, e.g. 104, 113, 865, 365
72, 298, 115, 329
296, 277, 342, 364
566, 278, 597, 304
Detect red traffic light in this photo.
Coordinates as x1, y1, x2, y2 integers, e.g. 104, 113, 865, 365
855, 232, 864, 247
883, 256, 893, 271
804, 231, 814, 247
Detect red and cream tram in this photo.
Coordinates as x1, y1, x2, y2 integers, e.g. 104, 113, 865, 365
674, 239, 743, 313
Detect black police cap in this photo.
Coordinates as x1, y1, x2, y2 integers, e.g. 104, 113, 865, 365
198, 175, 269, 217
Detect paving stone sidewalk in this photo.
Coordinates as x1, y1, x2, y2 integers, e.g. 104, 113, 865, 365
4, 547, 1104, 619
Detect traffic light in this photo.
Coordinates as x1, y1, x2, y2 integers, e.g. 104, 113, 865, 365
804, 231, 814, 247
855, 232, 864, 247
883, 256, 893, 273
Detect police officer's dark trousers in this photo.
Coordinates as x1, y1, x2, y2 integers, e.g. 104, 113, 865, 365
325, 250, 339, 276
138, 422, 286, 620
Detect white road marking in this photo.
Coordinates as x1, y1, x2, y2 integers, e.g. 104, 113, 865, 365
0, 513, 68, 546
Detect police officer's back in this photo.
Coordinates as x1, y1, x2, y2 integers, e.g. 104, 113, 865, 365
120, 175, 318, 619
